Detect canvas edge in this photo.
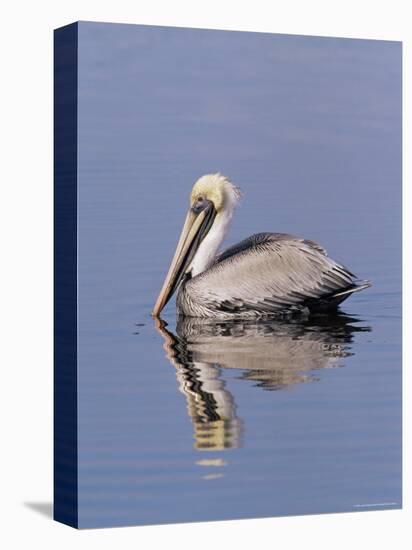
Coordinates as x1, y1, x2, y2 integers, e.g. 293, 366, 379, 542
53, 21, 79, 529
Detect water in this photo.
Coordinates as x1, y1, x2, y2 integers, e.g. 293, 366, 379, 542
75, 22, 401, 528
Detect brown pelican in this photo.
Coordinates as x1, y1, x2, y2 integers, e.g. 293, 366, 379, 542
153, 173, 371, 319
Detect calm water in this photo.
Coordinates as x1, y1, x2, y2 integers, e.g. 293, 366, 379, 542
76, 22, 401, 528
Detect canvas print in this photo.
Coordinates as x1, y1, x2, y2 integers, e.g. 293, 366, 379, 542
54, 21, 402, 529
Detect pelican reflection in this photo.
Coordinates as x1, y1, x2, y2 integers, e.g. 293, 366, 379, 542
156, 315, 370, 450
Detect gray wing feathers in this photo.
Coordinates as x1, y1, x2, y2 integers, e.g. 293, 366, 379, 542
187, 233, 363, 315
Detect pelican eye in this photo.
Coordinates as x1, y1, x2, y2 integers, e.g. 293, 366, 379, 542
192, 196, 209, 213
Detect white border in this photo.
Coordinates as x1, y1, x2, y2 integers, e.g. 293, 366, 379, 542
1, 1, 409, 548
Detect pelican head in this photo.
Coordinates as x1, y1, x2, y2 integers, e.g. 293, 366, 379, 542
190, 173, 241, 213
152, 173, 241, 317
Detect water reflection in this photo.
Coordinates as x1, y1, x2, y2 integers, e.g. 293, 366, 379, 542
156, 318, 243, 451
155, 315, 371, 451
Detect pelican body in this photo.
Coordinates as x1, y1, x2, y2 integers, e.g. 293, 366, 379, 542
153, 173, 370, 319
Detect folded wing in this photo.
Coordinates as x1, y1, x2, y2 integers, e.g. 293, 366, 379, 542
186, 233, 370, 315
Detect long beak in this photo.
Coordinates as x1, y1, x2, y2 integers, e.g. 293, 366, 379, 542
152, 203, 215, 317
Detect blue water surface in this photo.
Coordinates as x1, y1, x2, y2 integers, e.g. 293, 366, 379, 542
76, 22, 401, 528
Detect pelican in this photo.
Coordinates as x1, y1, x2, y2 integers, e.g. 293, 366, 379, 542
152, 173, 371, 319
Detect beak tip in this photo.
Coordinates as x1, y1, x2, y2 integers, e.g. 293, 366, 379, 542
152, 302, 162, 318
